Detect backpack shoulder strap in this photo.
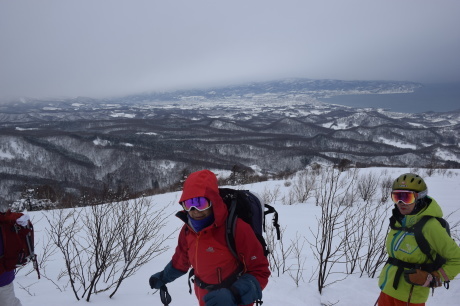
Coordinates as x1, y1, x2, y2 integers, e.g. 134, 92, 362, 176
412, 216, 435, 262
437, 217, 451, 236
225, 196, 239, 260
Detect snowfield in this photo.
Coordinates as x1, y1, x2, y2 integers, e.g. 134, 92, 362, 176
14, 167, 460, 305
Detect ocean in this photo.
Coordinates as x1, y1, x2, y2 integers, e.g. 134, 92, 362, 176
319, 83, 460, 113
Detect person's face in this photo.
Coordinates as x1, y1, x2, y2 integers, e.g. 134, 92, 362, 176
391, 189, 421, 215
396, 201, 416, 215
188, 206, 213, 220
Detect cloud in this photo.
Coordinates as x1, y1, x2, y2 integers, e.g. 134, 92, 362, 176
1, 0, 459, 101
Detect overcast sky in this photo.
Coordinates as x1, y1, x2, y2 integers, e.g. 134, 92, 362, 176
1, 0, 459, 101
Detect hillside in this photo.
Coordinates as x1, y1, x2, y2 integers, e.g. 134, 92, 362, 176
1, 79, 459, 206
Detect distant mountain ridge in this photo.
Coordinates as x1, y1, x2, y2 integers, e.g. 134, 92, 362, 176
1, 78, 422, 109
0, 78, 458, 206
109, 78, 423, 103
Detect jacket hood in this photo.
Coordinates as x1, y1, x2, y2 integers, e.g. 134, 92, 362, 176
420, 197, 443, 218
178, 170, 228, 226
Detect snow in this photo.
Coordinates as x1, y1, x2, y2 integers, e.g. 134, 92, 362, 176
93, 137, 112, 146
435, 148, 460, 162
15, 127, 38, 131
377, 137, 417, 149
407, 122, 425, 127
136, 132, 159, 136
158, 160, 177, 170
13, 168, 460, 305
110, 112, 136, 118
323, 122, 354, 130
0, 150, 14, 159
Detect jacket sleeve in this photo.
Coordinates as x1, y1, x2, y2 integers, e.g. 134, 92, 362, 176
424, 218, 460, 281
233, 219, 270, 289
171, 225, 192, 273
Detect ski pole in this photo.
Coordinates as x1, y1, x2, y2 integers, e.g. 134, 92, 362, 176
159, 284, 172, 306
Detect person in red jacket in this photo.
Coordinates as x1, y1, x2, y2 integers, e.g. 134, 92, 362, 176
149, 169, 270, 306
0, 219, 23, 306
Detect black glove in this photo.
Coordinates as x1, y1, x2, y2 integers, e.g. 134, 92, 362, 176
149, 272, 165, 290
203, 274, 262, 306
203, 288, 237, 306
149, 261, 187, 289
230, 274, 262, 305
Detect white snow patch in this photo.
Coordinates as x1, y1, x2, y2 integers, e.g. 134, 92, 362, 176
377, 137, 416, 149
93, 138, 111, 146
136, 132, 159, 136
435, 148, 459, 162
0, 150, 14, 159
110, 112, 136, 118
15, 127, 39, 131
407, 122, 425, 127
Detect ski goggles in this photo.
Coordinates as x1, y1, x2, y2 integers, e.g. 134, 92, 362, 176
181, 197, 212, 212
391, 190, 427, 205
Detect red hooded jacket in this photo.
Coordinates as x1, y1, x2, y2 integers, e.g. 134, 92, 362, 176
172, 170, 270, 306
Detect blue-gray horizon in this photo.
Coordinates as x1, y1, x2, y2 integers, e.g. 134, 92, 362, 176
1, 0, 459, 103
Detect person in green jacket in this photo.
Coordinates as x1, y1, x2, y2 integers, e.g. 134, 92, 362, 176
377, 173, 460, 305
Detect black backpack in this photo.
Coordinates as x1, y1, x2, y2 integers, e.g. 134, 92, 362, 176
219, 188, 280, 258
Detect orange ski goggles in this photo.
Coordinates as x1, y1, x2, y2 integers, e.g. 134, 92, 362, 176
391, 190, 427, 205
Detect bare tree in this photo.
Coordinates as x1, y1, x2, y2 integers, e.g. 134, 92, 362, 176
308, 168, 357, 294
379, 176, 393, 203
265, 224, 293, 277
282, 191, 297, 206
359, 200, 390, 278
287, 233, 307, 287
261, 184, 281, 205
343, 204, 366, 274
291, 170, 316, 204
45, 197, 172, 301
426, 153, 439, 177
357, 172, 379, 203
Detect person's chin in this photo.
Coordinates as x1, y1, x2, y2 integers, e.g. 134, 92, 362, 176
398, 207, 412, 215
192, 214, 206, 220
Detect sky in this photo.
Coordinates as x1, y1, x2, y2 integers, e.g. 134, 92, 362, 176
13, 167, 460, 305
1, 0, 460, 102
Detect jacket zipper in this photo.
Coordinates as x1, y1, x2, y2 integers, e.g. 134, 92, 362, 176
217, 267, 222, 284
195, 232, 201, 275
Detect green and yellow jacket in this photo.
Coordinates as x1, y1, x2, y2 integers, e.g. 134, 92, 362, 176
379, 197, 460, 303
